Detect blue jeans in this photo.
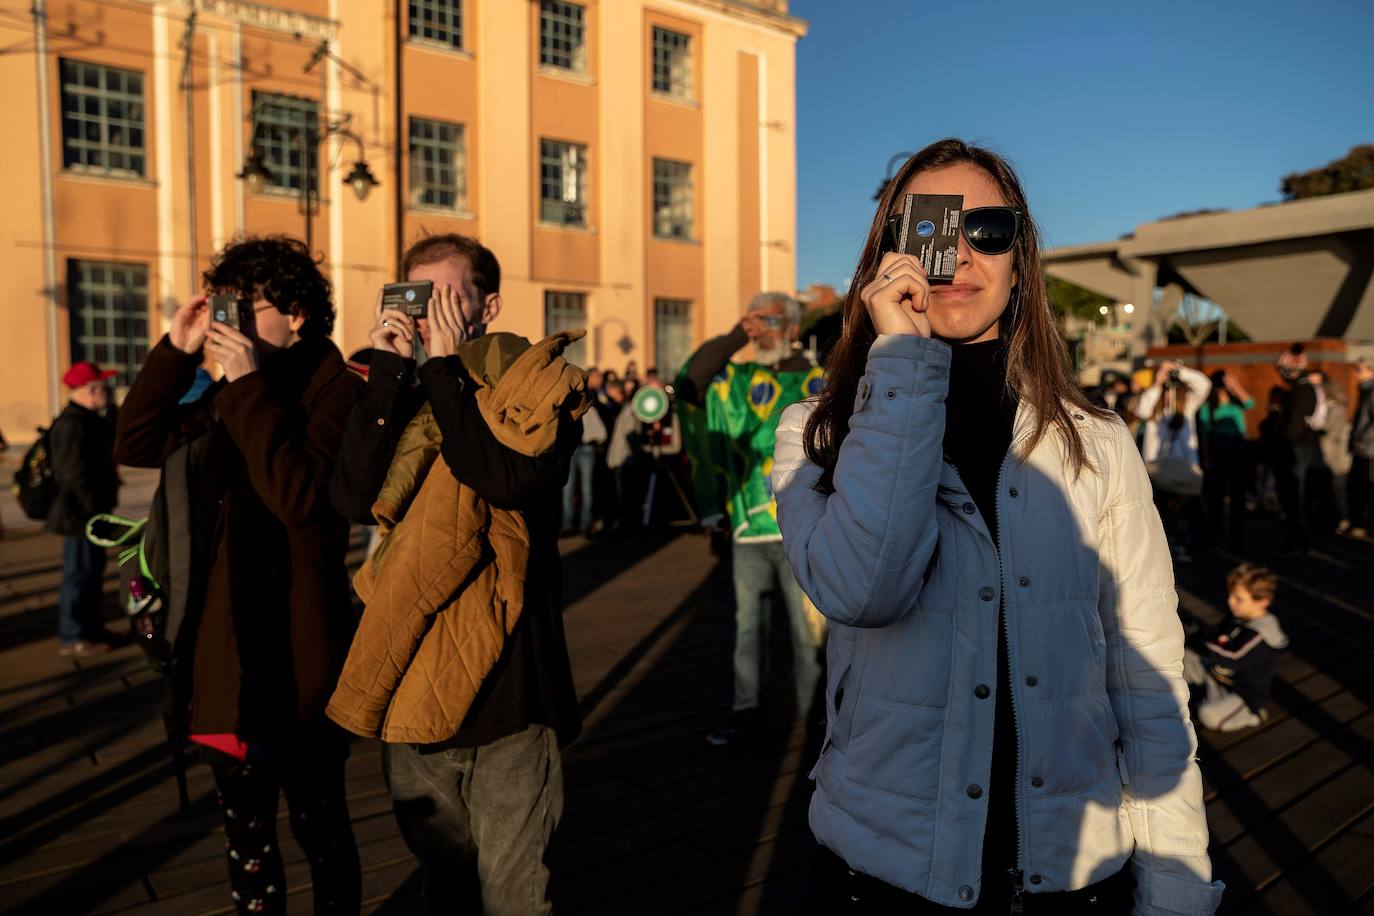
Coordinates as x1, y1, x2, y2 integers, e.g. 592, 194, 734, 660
562, 444, 597, 531
58, 536, 107, 644
730, 540, 822, 716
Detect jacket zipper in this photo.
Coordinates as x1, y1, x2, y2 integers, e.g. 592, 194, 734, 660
993, 451, 1028, 912
1008, 866, 1025, 914
945, 454, 1027, 911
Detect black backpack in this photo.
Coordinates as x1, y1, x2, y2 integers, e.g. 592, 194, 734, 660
12, 426, 56, 520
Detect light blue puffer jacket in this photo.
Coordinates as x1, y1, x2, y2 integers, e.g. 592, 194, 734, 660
771, 334, 1224, 915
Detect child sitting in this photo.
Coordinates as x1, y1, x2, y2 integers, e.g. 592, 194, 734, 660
1184, 563, 1289, 731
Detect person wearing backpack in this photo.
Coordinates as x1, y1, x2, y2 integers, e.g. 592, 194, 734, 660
115, 236, 362, 916
47, 361, 120, 656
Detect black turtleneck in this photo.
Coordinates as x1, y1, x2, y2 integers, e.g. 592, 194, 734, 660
942, 337, 1016, 541
944, 337, 1021, 907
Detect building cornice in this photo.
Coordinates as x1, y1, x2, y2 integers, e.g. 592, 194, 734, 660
128, 0, 339, 41
671, 0, 809, 38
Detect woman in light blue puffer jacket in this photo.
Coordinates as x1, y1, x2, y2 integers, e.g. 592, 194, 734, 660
772, 139, 1223, 916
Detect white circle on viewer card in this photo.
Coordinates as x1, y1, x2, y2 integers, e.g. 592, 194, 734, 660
916, 220, 936, 237
405, 289, 417, 301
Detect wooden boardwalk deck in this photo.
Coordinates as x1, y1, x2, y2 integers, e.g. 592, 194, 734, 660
0, 469, 1371, 914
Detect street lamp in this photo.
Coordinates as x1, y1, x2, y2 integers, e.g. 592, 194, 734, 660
873, 151, 916, 200
236, 113, 378, 251
344, 160, 379, 201
236, 149, 273, 196
235, 39, 377, 251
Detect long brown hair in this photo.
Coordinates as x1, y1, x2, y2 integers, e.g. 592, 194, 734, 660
804, 138, 1107, 492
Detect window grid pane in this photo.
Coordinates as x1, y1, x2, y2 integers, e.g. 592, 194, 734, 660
59, 59, 147, 177
408, 0, 463, 49
251, 91, 319, 195
68, 259, 150, 389
651, 27, 692, 98
544, 291, 587, 366
540, 139, 587, 226
654, 298, 693, 377
652, 158, 693, 239
539, 0, 586, 71
409, 117, 466, 210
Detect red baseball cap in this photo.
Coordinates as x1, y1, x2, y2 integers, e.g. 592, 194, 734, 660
62, 361, 117, 388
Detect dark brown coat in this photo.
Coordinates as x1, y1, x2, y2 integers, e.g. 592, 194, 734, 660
115, 335, 360, 739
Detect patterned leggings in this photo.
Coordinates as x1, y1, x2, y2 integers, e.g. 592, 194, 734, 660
208, 742, 362, 915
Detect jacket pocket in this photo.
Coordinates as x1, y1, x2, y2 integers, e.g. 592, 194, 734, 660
842, 698, 944, 800
810, 629, 857, 780
1081, 604, 1107, 675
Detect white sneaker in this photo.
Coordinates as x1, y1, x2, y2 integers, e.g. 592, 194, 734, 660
1215, 706, 1268, 732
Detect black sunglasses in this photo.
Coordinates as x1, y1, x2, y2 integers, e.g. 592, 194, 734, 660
883, 206, 1023, 256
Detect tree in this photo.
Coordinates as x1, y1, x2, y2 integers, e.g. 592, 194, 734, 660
1164, 292, 1251, 346
1046, 277, 1112, 323
1281, 145, 1374, 200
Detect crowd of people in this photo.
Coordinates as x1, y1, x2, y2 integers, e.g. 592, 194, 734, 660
1084, 345, 1374, 564
26, 136, 1374, 916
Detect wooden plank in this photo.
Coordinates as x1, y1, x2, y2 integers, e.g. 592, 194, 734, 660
1251, 809, 1374, 915
1206, 709, 1374, 846
1212, 752, 1374, 905
685, 861, 812, 916
1202, 688, 1370, 802
557, 740, 812, 850
131, 833, 414, 916
561, 825, 816, 915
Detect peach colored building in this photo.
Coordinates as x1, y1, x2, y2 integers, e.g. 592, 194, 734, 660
0, 0, 806, 439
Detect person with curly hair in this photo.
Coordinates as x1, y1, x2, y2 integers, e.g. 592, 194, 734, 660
115, 235, 363, 915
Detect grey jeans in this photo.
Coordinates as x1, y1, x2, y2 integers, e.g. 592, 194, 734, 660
382, 725, 564, 916
731, 539, 823, 715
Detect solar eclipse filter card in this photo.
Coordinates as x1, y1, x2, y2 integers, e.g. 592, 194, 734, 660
895, 193, 963, 285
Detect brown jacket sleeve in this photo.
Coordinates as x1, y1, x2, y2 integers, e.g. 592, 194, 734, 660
216, 366, 357, 528
114, 335, 216, 468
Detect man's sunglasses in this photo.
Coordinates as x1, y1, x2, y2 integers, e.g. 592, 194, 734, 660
883, 206, 1023, 256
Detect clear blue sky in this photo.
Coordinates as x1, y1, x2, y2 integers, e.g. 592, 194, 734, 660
790, 0, 1374, 291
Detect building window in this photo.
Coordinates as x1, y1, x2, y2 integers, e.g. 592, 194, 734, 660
410, 118, 467, 211
250, 91, 319, 196
651, 27, 692, 99
59, 59, 146, 177
654, 298, 693, 376
539, 0, 586, 72
408, 0, 463, 49
545, 291, 587, 366
652, 158, 693, 240
67, 259, 149, 389
540, 139, 588, 226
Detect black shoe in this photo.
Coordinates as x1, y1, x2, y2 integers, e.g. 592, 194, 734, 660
706, 709, 764, 748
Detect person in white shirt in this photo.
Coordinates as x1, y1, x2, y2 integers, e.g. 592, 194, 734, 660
1136, 360, 1213, 562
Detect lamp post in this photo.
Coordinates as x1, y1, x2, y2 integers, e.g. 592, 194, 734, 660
236, 113, 378, 253
235, 40, 378, 254
873, 151, 916, 201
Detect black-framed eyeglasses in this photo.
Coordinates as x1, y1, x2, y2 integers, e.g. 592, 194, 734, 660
883, 206, 1023, 256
